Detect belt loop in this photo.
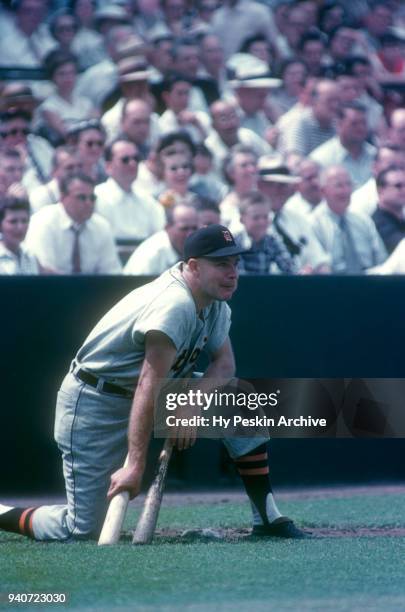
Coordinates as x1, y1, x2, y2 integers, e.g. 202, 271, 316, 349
96, 378, 104, 393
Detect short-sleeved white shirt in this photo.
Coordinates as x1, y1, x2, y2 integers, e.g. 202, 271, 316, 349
75, 263, 232, 389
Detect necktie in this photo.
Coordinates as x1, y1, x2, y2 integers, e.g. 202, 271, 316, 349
338, 216, 363, 274
273, 213, 304, 257
71, 226, 81, 274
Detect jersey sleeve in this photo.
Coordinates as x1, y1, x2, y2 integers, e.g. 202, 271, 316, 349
132, 291, 195, 351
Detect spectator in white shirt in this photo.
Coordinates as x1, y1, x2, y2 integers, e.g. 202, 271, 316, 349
0, 0, 54, 70
311, 165, 387, 274
350, 143, 405, 217
124, 203, 198, 275
257, 155, 330, 273
75, 25, 138, 109
310, 102, 376, 189
159, 72, 210, 143
25, 173, 121, 274
0, 195, 40, 275
29, 145, 82, 213
96, 137, 165, 261
206, 99, 272, 179
120, 99, 154, 160
229, 58, 281, 139
285, 158, 323, 216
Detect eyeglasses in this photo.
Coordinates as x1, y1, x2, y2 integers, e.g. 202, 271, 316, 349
73, 193, 96, 202
85, 140, 104, 148
119, 155, 140, 164
0, 127, 30, 138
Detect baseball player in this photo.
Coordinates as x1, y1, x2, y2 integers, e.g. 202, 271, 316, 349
0, 225, 304, 540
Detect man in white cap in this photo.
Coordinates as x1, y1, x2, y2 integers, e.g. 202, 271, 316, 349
257, 155, 330, 273
229, 56, 281, 138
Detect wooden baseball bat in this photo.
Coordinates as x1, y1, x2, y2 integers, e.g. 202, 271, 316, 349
98, 455, 130, 546
132, 439, 173, 545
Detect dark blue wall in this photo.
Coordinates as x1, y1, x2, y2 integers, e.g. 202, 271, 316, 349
1, 275, 404, 493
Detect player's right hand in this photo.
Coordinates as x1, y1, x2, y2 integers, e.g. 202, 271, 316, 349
170, 404, 200, 451
107, 465, 143, 500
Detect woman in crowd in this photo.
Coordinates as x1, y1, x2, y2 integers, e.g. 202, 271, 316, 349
219, 145, 258, 230
38, 49, 96, 145
0, 196, 39, 275
158, 150, 197, 207
68, 119, 107, 184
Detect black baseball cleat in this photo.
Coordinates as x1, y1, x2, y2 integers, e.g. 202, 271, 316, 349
251, 517, 309, 539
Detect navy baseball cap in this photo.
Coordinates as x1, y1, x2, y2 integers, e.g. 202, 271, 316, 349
183, 224, 245, 260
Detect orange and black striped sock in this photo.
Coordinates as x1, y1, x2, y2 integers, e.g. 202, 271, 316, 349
234, 444, 271, 524
0, 507, 36, 538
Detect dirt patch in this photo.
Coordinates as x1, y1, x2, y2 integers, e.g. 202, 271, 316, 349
123, 525, 405, 543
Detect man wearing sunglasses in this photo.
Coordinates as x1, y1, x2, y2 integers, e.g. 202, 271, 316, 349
372, 165, 405, 254
96, 137, 165, 263
0, 109, 54, 192
25, 173, 121, 274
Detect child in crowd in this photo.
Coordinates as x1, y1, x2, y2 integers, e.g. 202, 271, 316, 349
235, 191, 296, 274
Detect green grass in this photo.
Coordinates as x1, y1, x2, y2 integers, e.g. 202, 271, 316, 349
1, 492, 405, 611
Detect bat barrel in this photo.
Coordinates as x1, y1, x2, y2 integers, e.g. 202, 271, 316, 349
98, 454, 130, 546
132, 440, 173, 544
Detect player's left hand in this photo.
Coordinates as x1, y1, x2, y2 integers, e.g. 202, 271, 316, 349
107, 464, 143, 500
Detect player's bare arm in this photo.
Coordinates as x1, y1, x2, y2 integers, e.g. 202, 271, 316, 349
203, 337, 236, 380
174, 339, 237, 452
108, 331, 176, 500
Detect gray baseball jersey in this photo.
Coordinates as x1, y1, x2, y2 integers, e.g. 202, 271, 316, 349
75, 263, 232, 388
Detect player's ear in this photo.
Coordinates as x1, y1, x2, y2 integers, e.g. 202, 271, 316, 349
186, 257, 199, 273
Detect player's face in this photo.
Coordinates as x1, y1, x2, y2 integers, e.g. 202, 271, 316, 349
196, 256, 239, 302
